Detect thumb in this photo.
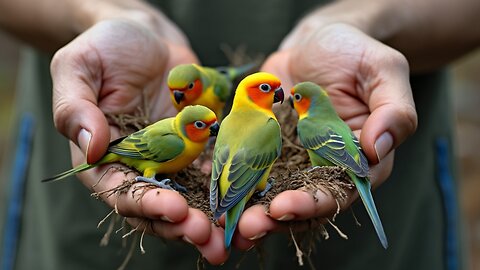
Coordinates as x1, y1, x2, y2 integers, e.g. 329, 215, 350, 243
360, 62, 418, 164
51, 48, 110, 164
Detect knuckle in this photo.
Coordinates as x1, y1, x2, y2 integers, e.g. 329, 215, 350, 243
400, 104, 418, 135
52, 98, 75, 137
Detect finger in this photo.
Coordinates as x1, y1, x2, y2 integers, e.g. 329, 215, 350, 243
368, 151, 395, 188
360, 49, 418, 164
237, 204, 278, 242
115, 186, 190, 223
268, 189, 355, 221
51, 46, 110, 164
125, 208, 211, 244
231, 231, 256, 251
196, 224, 230, 265
70, 144, 190, 223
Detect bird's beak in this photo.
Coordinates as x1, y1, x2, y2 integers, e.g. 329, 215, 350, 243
173, 90, 185, 104
273, 87, 284, 104
209, 122, 220, 137
288, 96, 294, 109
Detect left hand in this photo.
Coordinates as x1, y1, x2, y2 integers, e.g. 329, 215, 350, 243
233, 23, 417, 246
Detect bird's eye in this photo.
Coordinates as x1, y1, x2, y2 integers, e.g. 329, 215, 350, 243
217, 68, 228, 75
194, 121, 207, 129
294, 93, 302, 101
187, 82, 195, 90
259, 83, 271, 92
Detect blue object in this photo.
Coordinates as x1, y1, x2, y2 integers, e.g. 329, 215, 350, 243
1, 114, 35, 270
436, 137, 460, 270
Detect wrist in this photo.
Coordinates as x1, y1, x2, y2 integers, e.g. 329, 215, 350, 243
70, 0, 189, 46
280, 0, 398, 49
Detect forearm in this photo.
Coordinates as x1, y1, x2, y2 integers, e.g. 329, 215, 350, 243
0, 0, 78, 52
0, 0, 187, 53
285, 0, 480, 72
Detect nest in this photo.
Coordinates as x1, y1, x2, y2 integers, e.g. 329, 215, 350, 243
92, 104, 355, 270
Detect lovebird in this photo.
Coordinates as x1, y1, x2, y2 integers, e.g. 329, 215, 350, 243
42, 105, 220, 190
289, 82, 388, 249
167, 63, 256, 120
210, 72, 284, 248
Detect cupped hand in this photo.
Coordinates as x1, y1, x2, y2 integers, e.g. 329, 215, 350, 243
235, 23, 417, 243
50, 19, 227, 264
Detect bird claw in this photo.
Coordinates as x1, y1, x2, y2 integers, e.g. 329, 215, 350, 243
134, 176, 188, 193
135, 176, 174, 190
256, 178, 275, 198
171, 181, 188, 193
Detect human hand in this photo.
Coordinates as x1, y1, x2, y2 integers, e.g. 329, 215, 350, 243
235, 23, 417, 243
50, 18, 227, 264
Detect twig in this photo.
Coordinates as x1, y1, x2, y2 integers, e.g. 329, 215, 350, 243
117, 233, 138, 270
289, 227, 304, 266
327, 219, 348, 240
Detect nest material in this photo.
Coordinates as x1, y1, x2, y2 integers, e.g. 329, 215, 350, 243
95, 80, 355, 269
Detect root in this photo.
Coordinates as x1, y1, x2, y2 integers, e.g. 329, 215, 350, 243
290, 227, 304, 266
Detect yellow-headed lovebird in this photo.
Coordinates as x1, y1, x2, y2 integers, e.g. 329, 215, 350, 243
289, 82, 388, 249
167, 63, 256, 120
210, 72, 284, 248
42, 105, 220, 191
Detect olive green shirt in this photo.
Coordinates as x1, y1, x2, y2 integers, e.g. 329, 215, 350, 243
1, 1, 464, 269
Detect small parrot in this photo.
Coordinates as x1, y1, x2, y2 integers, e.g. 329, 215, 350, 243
42, 105, 220, 190
167, 63, 256, 120
289, 82, 388, 249
210, 72, 284, 248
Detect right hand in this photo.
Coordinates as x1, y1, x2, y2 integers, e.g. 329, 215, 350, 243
237, 23, 417, 246
50, 18, 228, 265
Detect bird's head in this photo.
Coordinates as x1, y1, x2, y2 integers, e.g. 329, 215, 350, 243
176, 105, 219, 143
289, 82, 328, 118
167, 64, 204, 107
233, 72, 284, 111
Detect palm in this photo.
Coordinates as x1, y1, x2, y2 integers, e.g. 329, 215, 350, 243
264, 24, 404, 133
238, 24, 416, 245
49, 20, 231, 264
63, 20, 197, 121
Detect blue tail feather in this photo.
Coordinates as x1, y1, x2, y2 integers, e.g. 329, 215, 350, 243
224, 198, 247, 249
352, 174, 388, 249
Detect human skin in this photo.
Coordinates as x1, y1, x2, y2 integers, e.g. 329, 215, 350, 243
1, 0, 480, 264
235, 0, 480, 248
0, 0, 229, 264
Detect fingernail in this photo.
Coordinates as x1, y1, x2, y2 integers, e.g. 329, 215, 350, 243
160, 216, 173, 223
276, 214, 294, 221
247, 244, 256, 251
77, 128, 92, 156
374, 132, 393, 162
248, 232, 266, 240
182, 235, 195, 245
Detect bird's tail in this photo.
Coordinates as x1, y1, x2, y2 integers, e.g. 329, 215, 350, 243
351, 174, 389, 249
41, 163, 93, 183
217, 62, 257, 81
224, 198, 247, 249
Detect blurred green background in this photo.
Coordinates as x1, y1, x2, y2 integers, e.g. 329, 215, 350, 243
0, 31, 479, 268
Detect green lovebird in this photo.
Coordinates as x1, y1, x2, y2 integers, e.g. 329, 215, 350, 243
42, 105, 219, 191
210, 72, 284, 248
290, 82, 388, 249
167, 63, 256, 120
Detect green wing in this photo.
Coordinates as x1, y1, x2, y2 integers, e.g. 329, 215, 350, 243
298, 119, 368, 177
204, 67, 232, 102
108, 123, 185, 163
211, 117, 281, 219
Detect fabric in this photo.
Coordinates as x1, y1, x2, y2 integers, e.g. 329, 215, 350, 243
0, 1, 464, 269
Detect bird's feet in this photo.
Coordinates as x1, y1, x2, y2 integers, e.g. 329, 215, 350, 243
134, 176, 187, 193
255, 178, 275, 198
